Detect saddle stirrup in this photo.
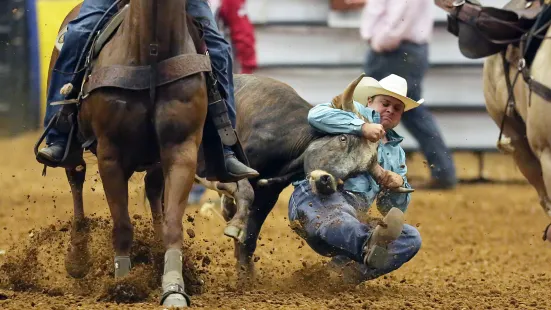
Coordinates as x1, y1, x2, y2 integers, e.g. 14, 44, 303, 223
34, 105, 79, 170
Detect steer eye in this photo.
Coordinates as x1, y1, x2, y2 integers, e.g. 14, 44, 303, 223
339, 135, 347, 142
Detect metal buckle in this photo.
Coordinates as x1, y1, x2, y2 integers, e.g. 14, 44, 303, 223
452, 0, 465, 7
149, 43, 159, 56
518, 58, 526, 71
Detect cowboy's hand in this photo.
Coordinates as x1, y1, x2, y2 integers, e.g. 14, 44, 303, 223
362, 123, 385, 142
379, 170, 404, 189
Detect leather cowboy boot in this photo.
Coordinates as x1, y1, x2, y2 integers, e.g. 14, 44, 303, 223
36, 102, 79, 167
362, 207, 404, 269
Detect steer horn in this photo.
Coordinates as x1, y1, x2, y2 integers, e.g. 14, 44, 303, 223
389, 186, 415, 193
331, 73, 365, 114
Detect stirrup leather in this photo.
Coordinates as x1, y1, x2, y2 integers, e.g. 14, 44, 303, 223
206, 72, 237, 146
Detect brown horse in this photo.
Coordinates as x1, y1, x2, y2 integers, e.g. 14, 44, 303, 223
43, 0, 210, 307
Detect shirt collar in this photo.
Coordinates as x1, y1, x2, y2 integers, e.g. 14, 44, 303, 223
371, 109, 404, 145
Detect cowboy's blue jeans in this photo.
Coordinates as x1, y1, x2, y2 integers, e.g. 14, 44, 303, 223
364, 42, 457, 187
288, 182, 421, 282
44, 0, 237, 147
44, 0, 116, 145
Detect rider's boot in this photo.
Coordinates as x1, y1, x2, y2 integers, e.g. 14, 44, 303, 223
362, 207, 404, 269
36, 77, 82, 168
36, 101, 80, 167
223, 146, 258, 179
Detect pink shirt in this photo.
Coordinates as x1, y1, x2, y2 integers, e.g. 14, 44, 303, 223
360, 0, 434, 52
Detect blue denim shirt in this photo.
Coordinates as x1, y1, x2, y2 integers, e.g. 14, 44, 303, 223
294, 101, 412, 214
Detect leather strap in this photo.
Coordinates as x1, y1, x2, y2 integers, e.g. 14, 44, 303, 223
82, 54, 211, 94
149, 0, 159, 104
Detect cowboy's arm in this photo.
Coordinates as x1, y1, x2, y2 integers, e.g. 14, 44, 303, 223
376, 147, 412, 214
307, 102, 374, 135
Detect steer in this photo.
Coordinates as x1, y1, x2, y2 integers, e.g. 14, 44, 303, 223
196, 73, 413, 282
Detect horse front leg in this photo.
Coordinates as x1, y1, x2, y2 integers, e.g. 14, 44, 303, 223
64, 158, 91, 278
96, 141, 134, 278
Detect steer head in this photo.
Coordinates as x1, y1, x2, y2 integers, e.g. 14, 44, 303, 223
305, 74, 414, 196
305, 74, 379, 195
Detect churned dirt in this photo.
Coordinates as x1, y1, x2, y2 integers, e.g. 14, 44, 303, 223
1, 132, 550, 309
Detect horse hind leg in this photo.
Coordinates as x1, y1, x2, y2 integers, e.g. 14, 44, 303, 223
535, 149, 551, 241
157, 137, 199, 307
155, 90, 206, 307
501, 123, 551, 242
145, 167, 164, 241
96, 140, 134, 278
64, 158, 92, 278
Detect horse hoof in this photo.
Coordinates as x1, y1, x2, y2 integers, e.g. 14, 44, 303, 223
65, 258, 90, 279
65, 249, 90, 279
224, 225, 246, 243
162, 294, 189, 308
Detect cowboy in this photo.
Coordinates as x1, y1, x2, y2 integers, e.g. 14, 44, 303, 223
36, 0, 259, 180
289, 74, 422, 283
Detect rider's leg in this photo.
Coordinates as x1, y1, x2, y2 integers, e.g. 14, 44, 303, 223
288, 182, 419, 277
37, 0, 117, 165
186, 0, 258, 179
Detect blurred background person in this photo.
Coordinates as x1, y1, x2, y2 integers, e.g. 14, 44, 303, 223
210, 0, 257, 74
359, 0, 457, 190
188, 0, 258, 204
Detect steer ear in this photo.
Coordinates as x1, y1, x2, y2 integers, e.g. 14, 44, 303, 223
331, 74, 365, 117
330, 94, 343, 109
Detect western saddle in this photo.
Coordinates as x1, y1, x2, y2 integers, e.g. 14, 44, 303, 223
447, 0, 550, 60
446, 0, 551, 102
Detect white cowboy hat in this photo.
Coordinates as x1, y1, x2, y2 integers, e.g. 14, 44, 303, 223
352, 74, 424, 111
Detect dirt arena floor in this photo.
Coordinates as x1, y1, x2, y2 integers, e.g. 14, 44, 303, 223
1, 132, 551, 309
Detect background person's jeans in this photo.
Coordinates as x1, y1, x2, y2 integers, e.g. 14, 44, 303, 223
364, 42, 457, 187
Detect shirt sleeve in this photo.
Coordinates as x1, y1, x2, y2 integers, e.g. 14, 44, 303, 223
368, 0, 409, 52
376, 147, 411, 215
307, 102, 373, 136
